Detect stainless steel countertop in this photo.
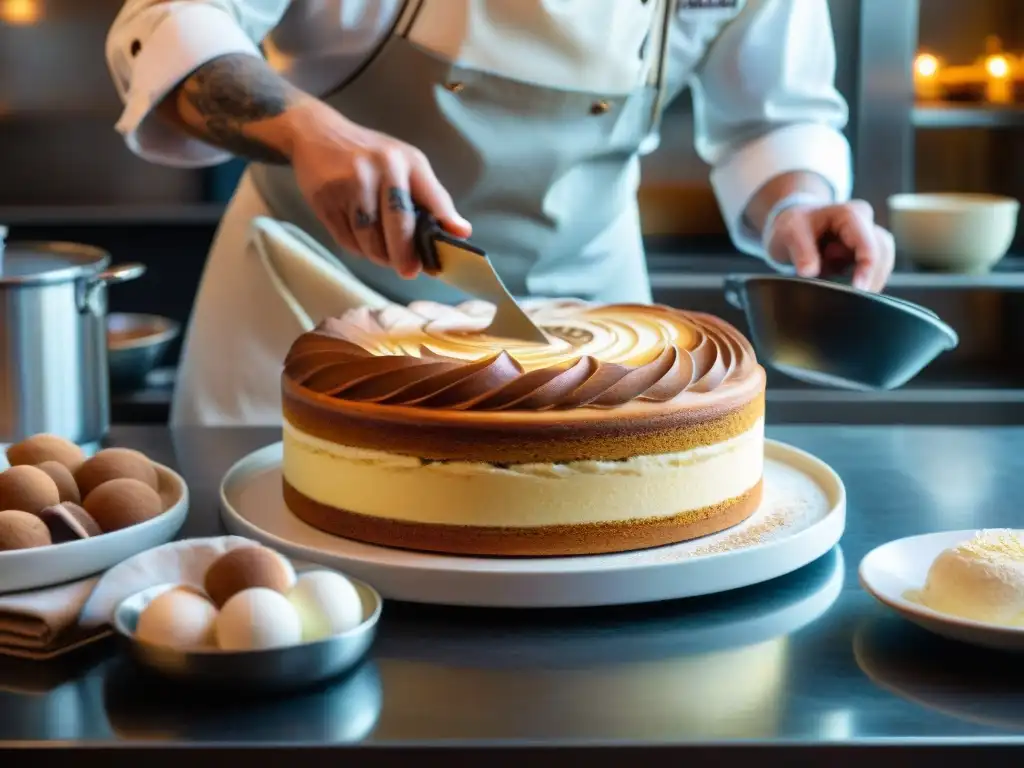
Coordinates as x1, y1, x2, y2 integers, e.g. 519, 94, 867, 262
3, 425, 1024, 764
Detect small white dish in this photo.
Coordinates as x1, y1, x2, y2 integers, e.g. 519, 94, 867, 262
887, 193, 1019, 273
859, 529, 1024, 652
0, 461, 189, 594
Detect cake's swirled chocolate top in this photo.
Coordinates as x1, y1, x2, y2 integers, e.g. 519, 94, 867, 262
283, 300, 758, 411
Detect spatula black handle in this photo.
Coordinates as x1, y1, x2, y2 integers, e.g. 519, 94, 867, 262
413, 209, 484, 275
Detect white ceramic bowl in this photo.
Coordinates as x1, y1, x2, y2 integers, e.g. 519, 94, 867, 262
887, 193, 1019, 273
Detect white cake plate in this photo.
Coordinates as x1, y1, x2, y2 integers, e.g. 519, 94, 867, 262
219, 439, 846, 608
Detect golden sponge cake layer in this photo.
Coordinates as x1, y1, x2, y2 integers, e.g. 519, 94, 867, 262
282, 417, 763, 556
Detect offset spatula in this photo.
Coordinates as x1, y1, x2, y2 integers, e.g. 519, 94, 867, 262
413, 212, 548, 343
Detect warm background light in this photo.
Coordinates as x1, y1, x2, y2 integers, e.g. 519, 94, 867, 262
913, 52, 942, 101
984, 54, 1010, 79
914, 53, 940, 78
0, 0, 41, 25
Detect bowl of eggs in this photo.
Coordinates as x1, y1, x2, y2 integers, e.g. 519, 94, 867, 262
113, 544, 381, 691
0, 434, 189, 593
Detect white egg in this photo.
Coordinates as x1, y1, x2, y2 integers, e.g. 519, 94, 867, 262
135, 587, 218, 650
215, 587, 302, 651
287, 570, 364, 642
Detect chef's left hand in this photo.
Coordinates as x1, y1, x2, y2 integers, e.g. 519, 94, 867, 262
764, 200, 895, 292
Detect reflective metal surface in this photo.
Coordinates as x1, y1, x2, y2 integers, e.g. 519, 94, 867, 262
107, 313, 181, 391
415, 215, 547, 343
3, 425, 1024, 755
112, 578, 381, 692
649, 258, 1024, 423
724, 275, 958, 391
0, 243, 145, 444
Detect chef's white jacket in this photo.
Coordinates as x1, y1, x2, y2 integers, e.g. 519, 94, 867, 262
105, 0, 852, 254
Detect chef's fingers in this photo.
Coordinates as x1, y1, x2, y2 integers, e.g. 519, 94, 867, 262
347, 159, 389, 268
830, 203, 881, 291
767, 209, 820, 278
871, 225, 896, 292
407, 149, 472, 238
313, 182, 363, 258
378, 153, 420, 278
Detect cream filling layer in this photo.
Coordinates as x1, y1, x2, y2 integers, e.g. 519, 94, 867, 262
282, 418, 764, 528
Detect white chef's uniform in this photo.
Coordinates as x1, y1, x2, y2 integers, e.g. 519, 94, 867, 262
106, 0, 852, 426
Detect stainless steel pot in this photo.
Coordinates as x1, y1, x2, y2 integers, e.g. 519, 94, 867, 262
0, 236, 146, 444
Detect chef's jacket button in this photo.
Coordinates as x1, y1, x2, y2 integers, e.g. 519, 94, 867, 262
590, 100, 611, 115
444, 82, 465, 93
130, 40, 142, 56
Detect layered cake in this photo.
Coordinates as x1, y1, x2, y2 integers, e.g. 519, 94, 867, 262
281, 300, 766, 556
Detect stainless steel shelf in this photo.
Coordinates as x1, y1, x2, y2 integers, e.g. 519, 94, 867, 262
0, 203, 226, 226
913, 103, 1024, 129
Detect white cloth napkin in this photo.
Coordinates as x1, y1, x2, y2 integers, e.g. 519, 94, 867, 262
79, 535, 256, 628
249, 216, 393, 332
0, 536, 259, 659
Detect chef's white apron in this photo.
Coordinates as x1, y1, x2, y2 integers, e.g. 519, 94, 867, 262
172, 0, 676, 426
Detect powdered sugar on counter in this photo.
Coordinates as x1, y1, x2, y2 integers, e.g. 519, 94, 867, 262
632, 457, 832, 564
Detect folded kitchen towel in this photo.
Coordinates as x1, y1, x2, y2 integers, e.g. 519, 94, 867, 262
250, 216, 393, 332
0, 576, 104, 660
0, 535, 258, 659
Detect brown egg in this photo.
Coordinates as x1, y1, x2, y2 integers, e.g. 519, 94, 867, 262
0, 465, 61, 515
83, 478, 163, 533
0, 509, 52, 551
35, 503, 101, 543
6, 434, 85, 472
35, 460, 81, 504
74, 448, 159, 499
204, 546, 296, 608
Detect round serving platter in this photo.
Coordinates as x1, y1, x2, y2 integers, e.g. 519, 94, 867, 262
219, 439, 845, 608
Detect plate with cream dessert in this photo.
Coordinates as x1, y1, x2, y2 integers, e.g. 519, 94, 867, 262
860, 529, 1024, 651
220, 299, 846, 607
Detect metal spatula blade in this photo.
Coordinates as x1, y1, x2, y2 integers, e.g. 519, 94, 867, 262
414, 213, 548, 344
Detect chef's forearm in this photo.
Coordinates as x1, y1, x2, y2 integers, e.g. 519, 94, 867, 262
158, 53, 314, 165
741, 171, 834, 236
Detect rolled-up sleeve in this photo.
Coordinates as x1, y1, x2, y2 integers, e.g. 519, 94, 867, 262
106, 0, 291, 167
688, 0, 852, 256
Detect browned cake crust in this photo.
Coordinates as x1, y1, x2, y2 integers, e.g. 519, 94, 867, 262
284, 479, 763, 557
283, 383, 764, 463
281, 301, 766, 463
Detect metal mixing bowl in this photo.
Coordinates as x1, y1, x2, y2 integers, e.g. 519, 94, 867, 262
112, 577, 382, 692
724, 275, 959, 391
107, 313, 180, 389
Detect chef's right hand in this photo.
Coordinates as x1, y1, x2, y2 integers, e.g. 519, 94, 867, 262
289, 101, 472, 278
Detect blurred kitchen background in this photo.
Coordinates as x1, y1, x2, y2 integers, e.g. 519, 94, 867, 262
0, 0, 1022, 424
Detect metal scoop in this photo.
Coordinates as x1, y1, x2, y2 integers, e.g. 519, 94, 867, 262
724, 274, 959, 390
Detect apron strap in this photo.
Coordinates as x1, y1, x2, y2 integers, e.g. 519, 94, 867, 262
318, 0, 416, 100
396, 0, 428, 39
646, 0, 676, 132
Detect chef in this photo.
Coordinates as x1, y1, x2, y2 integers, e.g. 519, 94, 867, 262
106, 0, 895, 426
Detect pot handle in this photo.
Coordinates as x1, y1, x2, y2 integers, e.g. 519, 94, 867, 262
723, 275, 746, 310
79, 262, 147, 315
97, 263, 147, 286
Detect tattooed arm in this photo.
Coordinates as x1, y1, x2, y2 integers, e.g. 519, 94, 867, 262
158, 52, 470, 275
158, 54, 305, 165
